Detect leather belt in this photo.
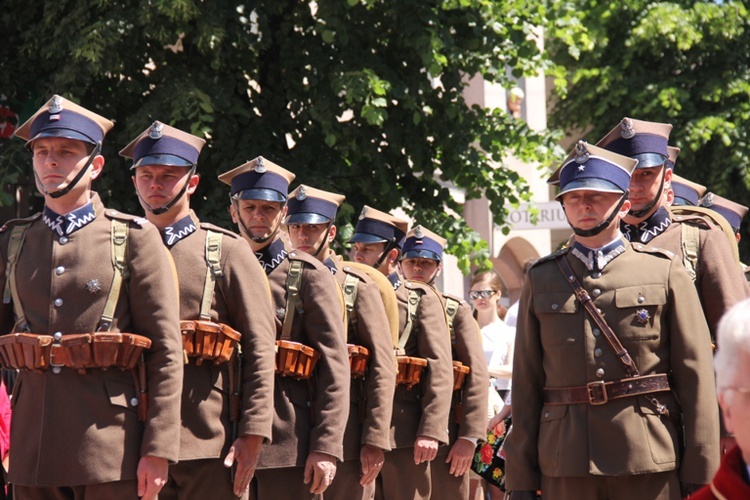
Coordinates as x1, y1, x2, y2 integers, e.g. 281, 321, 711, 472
543, 374, 670, 405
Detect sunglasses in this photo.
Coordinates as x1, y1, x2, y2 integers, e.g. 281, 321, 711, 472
469, 290, 497, 300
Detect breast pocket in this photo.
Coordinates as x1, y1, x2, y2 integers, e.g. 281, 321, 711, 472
614, 284, 666, 341
534, 292, 579, 346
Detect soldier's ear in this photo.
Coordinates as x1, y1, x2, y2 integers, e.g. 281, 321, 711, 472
328, 224, 337, 242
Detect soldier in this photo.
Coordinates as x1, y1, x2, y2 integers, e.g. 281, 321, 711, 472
0, 95, 183, 499
701, 193, 750, 283
283, 185, 397, 499
350, 207, 454, 500
670, 174, 706, 207
596, 117, 749, 341
504, 141, 720, 499
218, 158, 350, 498
398, 225, 488, 500
122, 122, 277, 498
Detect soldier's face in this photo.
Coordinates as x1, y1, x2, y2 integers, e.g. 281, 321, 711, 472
626, 166, 669, 214
287, 222, 334, 256
562, 190, 630, 230
32, 137, 102, 194
231, 199, 286, 240
132, 165, 197, 211
400, 257, 441, 283
352, 242, 387, 267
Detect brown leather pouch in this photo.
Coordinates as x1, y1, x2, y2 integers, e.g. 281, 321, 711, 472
116, 334, 152, 371
92, 333, 123, 370
347, 344, 370, 379
213, 323, 242, 365
60, 334, 93, 373
452, 361, 471, 391
0, 333, 53, 371
275, 340, 320, 379
395, 355, 428, 389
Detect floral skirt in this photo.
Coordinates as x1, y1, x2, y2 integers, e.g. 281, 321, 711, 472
471, 417, 511, 490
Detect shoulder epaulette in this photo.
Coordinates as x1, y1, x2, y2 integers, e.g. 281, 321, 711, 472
340, 264, 368, 282
532, 247, 568, 267
199, 222, 240, 239
631, 242, 675, 259
404, 280, 431, 293
441, 291, 468, 306
0, 212, 41, 233
670, 213, 711, 229
104, 209, 150, 227
287, 250, 318, 267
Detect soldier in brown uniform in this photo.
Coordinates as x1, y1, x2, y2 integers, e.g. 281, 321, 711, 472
504, 141, 720, 499
350, 207, 454, 500
398, 226, 488, 500
122, 122, 277, 498
219, 158, 350, 498
283, 185, 397, 499
0, 96, 183, 499
596, 118, 750, 341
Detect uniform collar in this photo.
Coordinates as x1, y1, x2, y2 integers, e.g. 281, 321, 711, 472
570, 236, 627, 272
162, 213, 198, 248
323, 256, 338, 274
621, 206, 672, 243
42, 200, 96, 236
256, 237, 288, 275
388, 271, 402, 291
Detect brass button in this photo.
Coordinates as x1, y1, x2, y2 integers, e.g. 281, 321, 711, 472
595, 368, 605, 378
551, 303, 559, 311
52, 366, 62, 374
59, 236, 69, 245
638, 296, 645, 304
593, 328, 600, 337
592, 272, 602, 279
594, 348, 603, 358
55, 266, 65, 275
592, 289, 601, 297
53, 332, 62, 341
130, 398, 139, 407
54, 298, 63, 307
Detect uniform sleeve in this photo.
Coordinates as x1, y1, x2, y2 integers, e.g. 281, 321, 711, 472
127, 223, 184, 462
0, 235, 13, 335
668, 258, 721, 482
353, 278, 396, 451
415, 290, 453, 444
222, 238, 277, 442
301, 266, 350, 460
453, 303, 489, 441
504, 274, 543, 491
697, 228, 750, 340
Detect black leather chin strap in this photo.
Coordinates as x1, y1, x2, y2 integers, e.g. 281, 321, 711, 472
567, 193, 628, 238
35, 142, 101, 199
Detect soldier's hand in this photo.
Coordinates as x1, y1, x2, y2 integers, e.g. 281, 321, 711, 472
446, 438, 475, 476
359, 444, 385, 485
224, 434, 264, 497
137, 455, 168, 499
413, 436, 439, 464
303, 451, 337, 494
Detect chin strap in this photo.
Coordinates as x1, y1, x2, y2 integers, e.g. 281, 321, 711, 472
311, 222, 333, 259
136, 166, 196, 216
628, 164, 666, 218
374, 241, 397, 269
566, 193, 628, 238
35, 142, 101, 199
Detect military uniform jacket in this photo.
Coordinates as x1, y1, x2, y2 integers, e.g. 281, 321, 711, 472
165, 212, 276, 460
332, 260, 396, 461
652, 214, 750, 339
391, 279, 453, 449
504, 242, 720, 491
439, 294, 488, 452
258, 243, 350, 468
0, 194, 183, 487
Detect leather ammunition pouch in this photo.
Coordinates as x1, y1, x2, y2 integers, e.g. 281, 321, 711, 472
275, 340, 320, 379
347, 344, 369, 379
395, 355, 427, 389
452, 360, 470, 391
180, 320, 241, 366
0, 332, 151, 374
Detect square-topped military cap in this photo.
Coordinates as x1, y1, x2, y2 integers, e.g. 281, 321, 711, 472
671, 174, 706, 206
596, 117, 672, 168
701, 193, 748, 232
665, 146, 680, 171
120, 121, 205, 169
218, 156, 296, 203
349, 205, 409, 248
401, 225, 446, 261
14, 95, 114, 147
285, 185, 345, 225
548, 140, 638, 200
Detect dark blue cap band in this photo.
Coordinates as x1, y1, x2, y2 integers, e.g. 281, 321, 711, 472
603, 133, 669, 161
351, 218, 406, 246
133, 136, 199, 167
709, 205, 741, 232
286, 197, 338, 222
672, 183, 701, 206
559, 156, 631, 195
230, 170, 289, 200
402, 236, 443, 261
29, 109, 103, 145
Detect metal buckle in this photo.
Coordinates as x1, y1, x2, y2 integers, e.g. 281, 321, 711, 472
587, 381, 608, 405
49, 344, 65, 367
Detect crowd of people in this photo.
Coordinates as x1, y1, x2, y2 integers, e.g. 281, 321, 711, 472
0, 95, 749, 500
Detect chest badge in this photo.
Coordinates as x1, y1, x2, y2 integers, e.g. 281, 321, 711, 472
85, 279, 102, 294
635, 308, 651, 324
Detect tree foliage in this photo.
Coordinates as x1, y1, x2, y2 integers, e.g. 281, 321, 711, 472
0, 0, 567, 273
547, 0, 750, 260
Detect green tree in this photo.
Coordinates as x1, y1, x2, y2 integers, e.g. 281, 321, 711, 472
0, 0, 568, 272
547, 0, 750, 260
